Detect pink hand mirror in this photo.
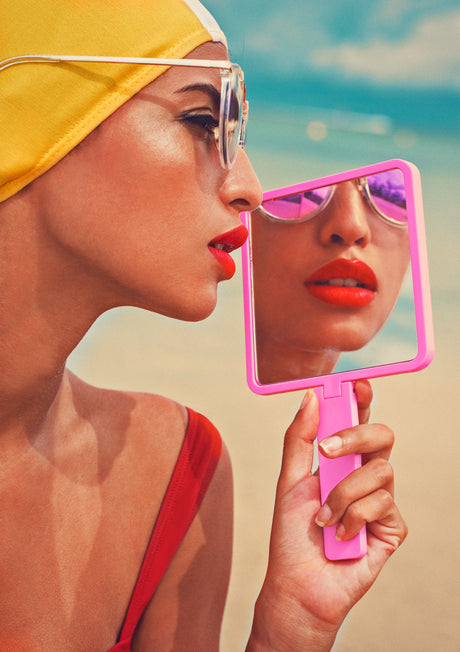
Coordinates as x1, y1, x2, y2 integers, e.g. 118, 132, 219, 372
241, 159, 434, 560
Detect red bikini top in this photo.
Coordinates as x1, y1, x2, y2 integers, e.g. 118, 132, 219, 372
108, 408, 222, 651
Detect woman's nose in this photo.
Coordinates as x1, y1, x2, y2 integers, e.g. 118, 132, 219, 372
318, 181, 371, 247
220, 149, 263, 213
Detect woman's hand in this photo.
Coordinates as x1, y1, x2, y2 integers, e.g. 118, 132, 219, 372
247, 380, 407, 651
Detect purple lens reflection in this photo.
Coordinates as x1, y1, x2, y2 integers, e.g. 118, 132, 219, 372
367, 169, 407, 223
260, 169, 407, 225
262, 186, 330, 220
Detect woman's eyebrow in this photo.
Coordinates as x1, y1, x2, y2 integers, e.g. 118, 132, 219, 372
175, 83, 220, 108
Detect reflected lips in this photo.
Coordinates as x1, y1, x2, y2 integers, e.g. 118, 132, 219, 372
305, 258, 377, 308
208, 224, 248, 278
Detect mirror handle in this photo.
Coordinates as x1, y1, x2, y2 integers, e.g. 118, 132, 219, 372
315, 382, 367, 560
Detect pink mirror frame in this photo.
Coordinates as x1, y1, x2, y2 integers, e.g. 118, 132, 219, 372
241, 159, 434, 398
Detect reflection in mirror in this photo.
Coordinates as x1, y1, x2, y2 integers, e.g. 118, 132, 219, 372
250, 167, 416, 385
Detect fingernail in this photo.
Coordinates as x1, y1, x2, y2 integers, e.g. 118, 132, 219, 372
300, 389, 314, 410
315, 503, 333, 527
335, 523, 346, 541
319, 435, 343, 454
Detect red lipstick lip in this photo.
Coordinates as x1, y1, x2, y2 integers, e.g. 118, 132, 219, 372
305, 258, 378, 308
209, 224, 248, 251
208, 224, 248, 279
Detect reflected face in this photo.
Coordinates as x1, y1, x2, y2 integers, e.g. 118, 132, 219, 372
31, 43, 262, 322
251, 176, 410, 380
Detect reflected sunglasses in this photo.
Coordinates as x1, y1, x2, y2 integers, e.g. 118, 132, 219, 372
0, 54, 247, 169
257, 168, 408, 227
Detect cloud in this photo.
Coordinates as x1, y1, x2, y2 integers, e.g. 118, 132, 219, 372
310, 8, 460, 87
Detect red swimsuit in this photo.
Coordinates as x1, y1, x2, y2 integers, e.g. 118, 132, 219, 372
108, 408, 222, 651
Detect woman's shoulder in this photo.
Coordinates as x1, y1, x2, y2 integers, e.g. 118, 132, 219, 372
65, 369, 188, 471
65, 369, 224, 476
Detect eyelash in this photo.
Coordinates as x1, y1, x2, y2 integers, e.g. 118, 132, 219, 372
181, 112, 219, 139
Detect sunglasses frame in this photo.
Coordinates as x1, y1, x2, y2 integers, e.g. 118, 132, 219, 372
0, 54, 247, 169
257, 172, 408, 228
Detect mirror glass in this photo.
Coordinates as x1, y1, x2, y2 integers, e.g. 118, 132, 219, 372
248, 166, 417, 386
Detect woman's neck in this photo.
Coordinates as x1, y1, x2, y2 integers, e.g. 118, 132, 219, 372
0, 192, 107, 436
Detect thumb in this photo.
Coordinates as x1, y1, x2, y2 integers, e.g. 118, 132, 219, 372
277, 389, 320, 493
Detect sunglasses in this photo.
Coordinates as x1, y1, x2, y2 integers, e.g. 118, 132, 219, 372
257, 168, 408, 227
0, 54, 247, 170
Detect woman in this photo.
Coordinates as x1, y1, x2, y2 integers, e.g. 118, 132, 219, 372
251, 173, 411, 383
0, 1, 406, 650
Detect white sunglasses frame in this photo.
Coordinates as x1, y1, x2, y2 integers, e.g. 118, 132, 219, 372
0, 54, 247, 169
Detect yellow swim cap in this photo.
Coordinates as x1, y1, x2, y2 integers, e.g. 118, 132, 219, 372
0, 0, 226, 202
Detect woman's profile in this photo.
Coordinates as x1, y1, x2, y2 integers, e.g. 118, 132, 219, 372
0, 1, 407, 650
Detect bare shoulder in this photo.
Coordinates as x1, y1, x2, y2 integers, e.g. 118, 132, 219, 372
68, 370, 234, 650
60, 370, 233, 649
65, 368, 188, 472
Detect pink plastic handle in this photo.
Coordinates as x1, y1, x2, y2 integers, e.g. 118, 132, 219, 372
315, 381, 367, 560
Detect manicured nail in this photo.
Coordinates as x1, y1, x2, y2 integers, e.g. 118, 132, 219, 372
335, 523, 346, 541
315, 503, 333, 527
300, 389, 314, 410
319, 435, 343, 454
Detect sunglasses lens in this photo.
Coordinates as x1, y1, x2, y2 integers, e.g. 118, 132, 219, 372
367, 169, 407, 224
258, 169, 408, 225
261, 186, 331, 221
223, 69, 244, 167
226, 93, 241, 165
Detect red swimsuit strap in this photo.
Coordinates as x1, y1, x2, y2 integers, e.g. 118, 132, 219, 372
113, 408, 222, 648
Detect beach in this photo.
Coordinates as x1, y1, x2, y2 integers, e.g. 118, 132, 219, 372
68, 124, 459, 650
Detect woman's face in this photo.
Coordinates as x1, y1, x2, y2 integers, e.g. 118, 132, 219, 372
32, 42, 262, 321
251, 178, 411, 370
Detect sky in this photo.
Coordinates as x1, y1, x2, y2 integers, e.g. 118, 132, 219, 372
204, 0, 460, 132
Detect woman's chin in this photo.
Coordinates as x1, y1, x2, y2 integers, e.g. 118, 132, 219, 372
132, 293, 218, 323
335, 328, 381, 352
180, 304, 217, 323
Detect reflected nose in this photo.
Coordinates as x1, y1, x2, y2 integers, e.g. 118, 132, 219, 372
318, 181, 371, 247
